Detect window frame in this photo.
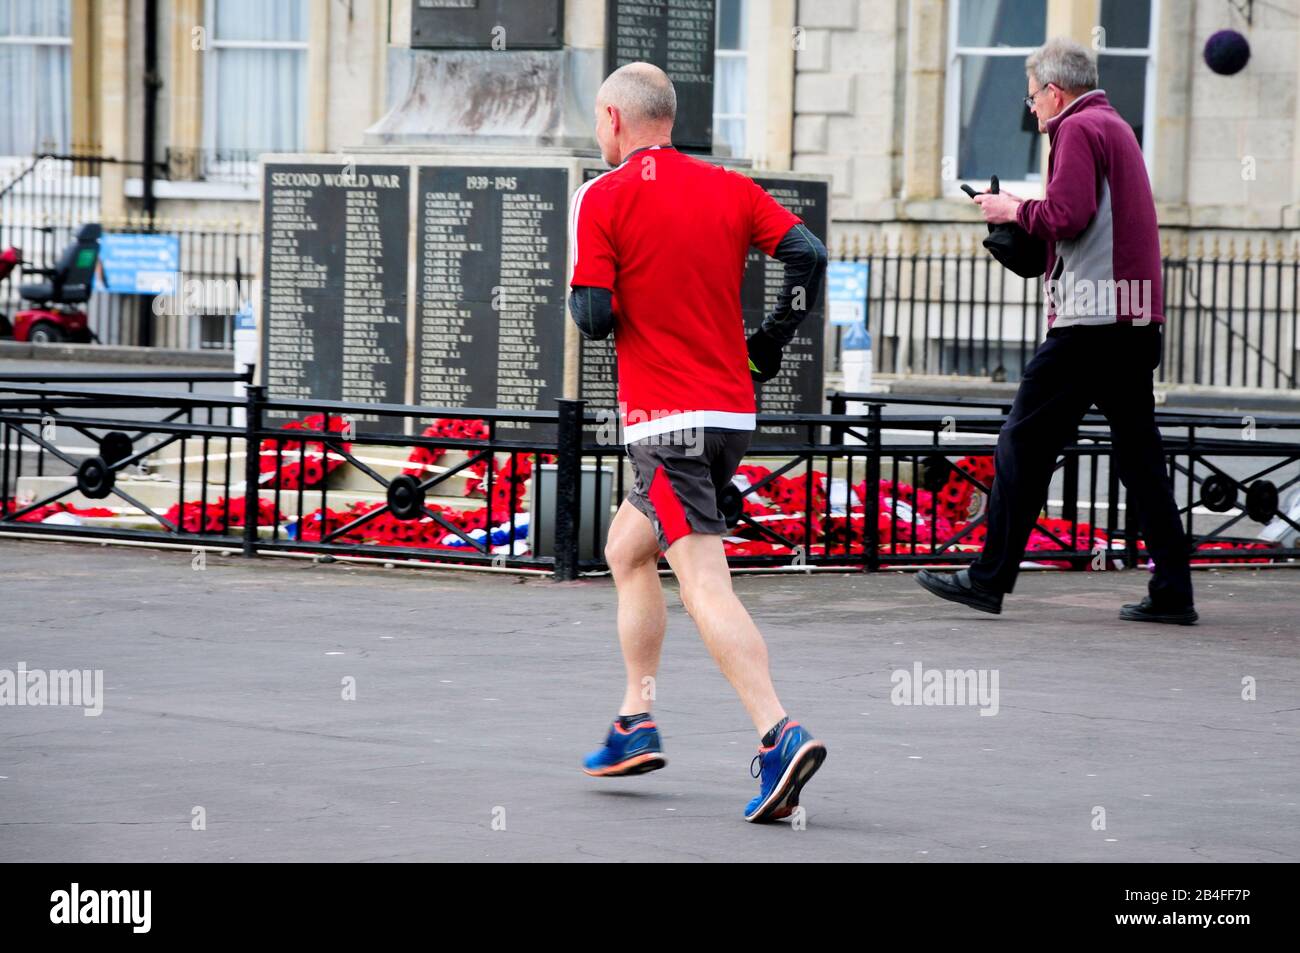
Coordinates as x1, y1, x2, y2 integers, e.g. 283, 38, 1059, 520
201, 0, 309, 173
942, 0, 1047, 199
0, 5, 73, 158
713, 0, 748, 159
1094, 0, 1159, 175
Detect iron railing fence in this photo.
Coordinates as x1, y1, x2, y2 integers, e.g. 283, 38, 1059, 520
1, 151, 257, 350
3, 375, 1298, 577
827, 232, 1299, 391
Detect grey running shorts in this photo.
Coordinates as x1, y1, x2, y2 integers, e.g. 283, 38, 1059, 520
625, 428, 752, 552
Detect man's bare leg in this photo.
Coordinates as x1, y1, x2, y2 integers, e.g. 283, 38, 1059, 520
604, 500, 667, 714
662, 531, 786, 738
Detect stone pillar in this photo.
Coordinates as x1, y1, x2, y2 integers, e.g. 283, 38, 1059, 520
305, 0, 330, 152
97, 0, 130, 220
71, 0, 99, 153
1151, 0, 1194, 209
750, 0, 795, 171
900, 0, 945, 202
168, 0, 204, 178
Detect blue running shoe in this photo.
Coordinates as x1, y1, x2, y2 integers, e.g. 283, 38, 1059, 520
582, 717, 667, 777
744, 721, 826, 822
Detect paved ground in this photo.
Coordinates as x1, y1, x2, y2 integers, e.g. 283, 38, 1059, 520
1, 537, 1297, 862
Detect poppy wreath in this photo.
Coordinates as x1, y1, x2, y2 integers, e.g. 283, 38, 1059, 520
162, 496, 284, 534
465, 450, 555, 505
293, 501, 380, 544
293, 498, 518, 549
723, 457, 994, 558
726, 540, 827, 558
225, 495, 284, 528
3, 495, 275, 533
722, 541, 788, 557
259, 413, 353, 490
864, 480, 937, 518
820, 514, 870, 551
1189, 541, 1271, 564
759, 474, 827, 516
2, 499, 116, 521
935, 455, 995, 522
403, 418, 492, 477
466, 453, 527, 499
742, 497, 781, 520
727, 464, 847, 556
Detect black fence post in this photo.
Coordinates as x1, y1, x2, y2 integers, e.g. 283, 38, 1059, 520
242, 384, 265, 558
1124, 479, 1140, 570
828, 391, 846, 445
553, 397, 584, 581
864, 403, 882, 572
1062, 426, 1080, 566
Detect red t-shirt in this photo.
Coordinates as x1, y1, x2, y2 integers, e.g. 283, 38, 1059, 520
569, 146, 800, 442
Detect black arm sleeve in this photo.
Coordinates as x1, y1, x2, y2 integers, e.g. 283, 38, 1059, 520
568, 285, 615, 341
759, 223, 829, 347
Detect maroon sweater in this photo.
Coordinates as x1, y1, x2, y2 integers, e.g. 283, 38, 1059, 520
1016, 90, 1164, 328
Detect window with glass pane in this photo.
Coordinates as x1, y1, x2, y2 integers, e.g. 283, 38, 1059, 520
1099, 0, 1150, 49
0, 0, 72, 155
952, 0, 1046, 182
713, 0, 746, 158
1096, 0, 1152, 147
208, 0, 308, 155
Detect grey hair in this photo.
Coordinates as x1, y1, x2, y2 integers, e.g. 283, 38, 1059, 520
1026, 37, 1098, 93
598, 62, 677, 124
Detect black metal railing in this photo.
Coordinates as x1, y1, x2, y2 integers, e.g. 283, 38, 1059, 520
829, 232, 1300, 391
3, 374, 1298, 578
0, 151, 259, 351
0, 376, 569, 574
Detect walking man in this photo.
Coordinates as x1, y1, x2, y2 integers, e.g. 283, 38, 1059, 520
916, 38, 1197, 624
568, 63, 830, 820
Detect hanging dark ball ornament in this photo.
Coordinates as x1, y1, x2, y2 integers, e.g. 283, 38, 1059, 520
1204, 29, 1251, 76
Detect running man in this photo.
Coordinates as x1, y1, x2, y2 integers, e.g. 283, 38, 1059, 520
568, 63, 829, 822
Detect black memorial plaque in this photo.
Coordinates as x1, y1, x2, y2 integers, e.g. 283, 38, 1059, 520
576, 166, 619, 421
262, 164, 410, 435
742, 175, 828, 443
411, 0, 564, 49
415, 166, 567, 434
605, 0, 715, 151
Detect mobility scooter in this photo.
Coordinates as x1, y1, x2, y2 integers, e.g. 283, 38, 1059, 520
0, 222, 102, 343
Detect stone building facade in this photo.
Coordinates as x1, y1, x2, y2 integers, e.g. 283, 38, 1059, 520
2, 0, 1294, 384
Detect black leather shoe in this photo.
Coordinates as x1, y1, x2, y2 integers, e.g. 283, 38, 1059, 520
1119, 597, 1198, 626
915, 568, 1003, 614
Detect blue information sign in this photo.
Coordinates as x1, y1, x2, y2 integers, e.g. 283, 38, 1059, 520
826, 260, 868, 327
95, 233, 180, 295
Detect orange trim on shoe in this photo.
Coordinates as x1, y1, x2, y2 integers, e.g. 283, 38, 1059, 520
612, 720, 657, 735
758, 721, 800, 752
582, 752, 667, 777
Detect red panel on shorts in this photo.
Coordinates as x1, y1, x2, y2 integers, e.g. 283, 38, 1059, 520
648, 466, 692, 547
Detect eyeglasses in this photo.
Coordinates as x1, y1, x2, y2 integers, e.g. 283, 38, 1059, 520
1024, 85, 1054, 110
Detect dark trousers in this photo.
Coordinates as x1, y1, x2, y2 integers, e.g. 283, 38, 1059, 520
967, 323, 1195, 607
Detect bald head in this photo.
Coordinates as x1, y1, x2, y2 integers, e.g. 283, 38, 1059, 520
597, 62, 677, 126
